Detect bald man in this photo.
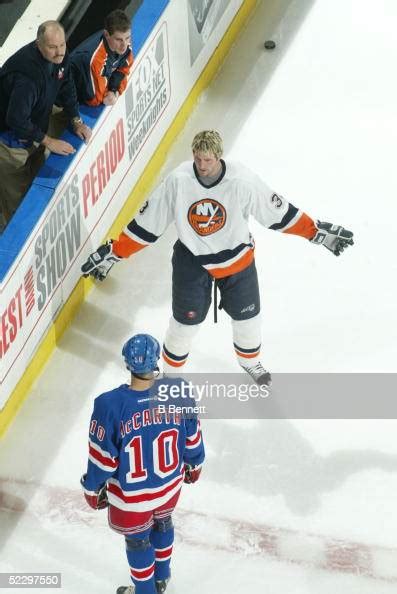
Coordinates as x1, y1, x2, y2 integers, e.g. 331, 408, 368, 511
0, 21, 91, 230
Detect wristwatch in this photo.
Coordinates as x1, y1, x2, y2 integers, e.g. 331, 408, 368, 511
71, 116, 83, 127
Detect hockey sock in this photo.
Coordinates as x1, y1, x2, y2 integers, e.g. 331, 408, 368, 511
162, 316, 201, 372
125, 529, 157, 594
151, 516, 174, 581
232, 314, 262, 367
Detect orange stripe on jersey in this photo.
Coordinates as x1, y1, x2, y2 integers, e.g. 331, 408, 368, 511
117, 54, 134, 95
87, 42, 109, 106
208, 249, 254, 279
162, 352, 186, 368
235, 349, 260, 359
112, 232, 147, 258
283, 212, 317, 239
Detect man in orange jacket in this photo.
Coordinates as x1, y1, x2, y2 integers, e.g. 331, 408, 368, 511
71, 9, 133, 107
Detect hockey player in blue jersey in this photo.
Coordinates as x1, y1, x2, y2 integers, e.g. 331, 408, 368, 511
81, 334, 205, 594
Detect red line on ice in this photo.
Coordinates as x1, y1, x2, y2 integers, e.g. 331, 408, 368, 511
1, 478, 396, 582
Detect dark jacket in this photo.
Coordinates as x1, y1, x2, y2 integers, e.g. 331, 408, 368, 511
0, 41, 80, 144
71, 31, 133, 106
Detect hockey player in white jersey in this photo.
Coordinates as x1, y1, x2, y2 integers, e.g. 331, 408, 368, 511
81, 130, 354, 385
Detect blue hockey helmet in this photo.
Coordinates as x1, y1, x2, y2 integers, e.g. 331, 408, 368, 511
122, 334, 160, 375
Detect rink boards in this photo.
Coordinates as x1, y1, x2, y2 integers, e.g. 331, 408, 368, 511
0, 0, 257, 436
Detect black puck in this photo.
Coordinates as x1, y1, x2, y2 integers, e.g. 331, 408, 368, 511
264, 40, 276, 50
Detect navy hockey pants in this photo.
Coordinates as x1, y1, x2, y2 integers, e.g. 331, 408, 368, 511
171, 240, 260, 325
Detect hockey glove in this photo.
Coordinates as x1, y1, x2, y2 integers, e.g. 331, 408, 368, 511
80, 475, 109, 510
183, 463, 202, 484
81, 240, 121, 281
311, 221, 354, 256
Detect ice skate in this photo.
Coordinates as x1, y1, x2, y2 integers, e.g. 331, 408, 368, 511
242, 362, 271, 387
156, 578, 170, 593
116, 586, 135, 594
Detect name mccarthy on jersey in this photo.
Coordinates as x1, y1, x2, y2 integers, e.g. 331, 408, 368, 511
119, 406, 182, 437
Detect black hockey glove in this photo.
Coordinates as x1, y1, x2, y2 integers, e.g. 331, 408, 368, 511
183, 463, 202, 484
81, 240, 121, 281
311, 221, 354, 256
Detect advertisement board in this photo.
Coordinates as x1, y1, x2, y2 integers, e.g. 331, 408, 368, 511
0, 0, 248, 417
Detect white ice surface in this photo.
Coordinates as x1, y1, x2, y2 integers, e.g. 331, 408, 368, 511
1, 1, 397, 593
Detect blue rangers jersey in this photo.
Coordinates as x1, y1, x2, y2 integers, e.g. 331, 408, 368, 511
81, 379, 204, 513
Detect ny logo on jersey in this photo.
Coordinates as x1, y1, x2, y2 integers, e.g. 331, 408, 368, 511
188, 199, 226, 236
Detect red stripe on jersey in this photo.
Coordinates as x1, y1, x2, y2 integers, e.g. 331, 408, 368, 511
107, 475, 183, 504
235, 348, 260, 359
155, 546, 173, 560
89, 444, 118, 469
186, 430, 202, 447
112, 232, 148, 258
162, 351, 187, 368
283, 212, 317, 239
130, 563, 155, 580
208, 248, 254, 279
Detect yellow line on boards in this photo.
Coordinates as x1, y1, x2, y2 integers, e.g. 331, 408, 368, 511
0, 0, 258, 438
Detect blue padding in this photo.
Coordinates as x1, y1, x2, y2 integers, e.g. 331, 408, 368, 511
0, 0, 170, 282
132, 0, 170, 55
34, 105, 102, 190
0, 186, 53, 276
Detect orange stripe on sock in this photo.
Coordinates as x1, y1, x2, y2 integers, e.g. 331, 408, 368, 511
162, 351, 187, 368
235, 349, 260, 359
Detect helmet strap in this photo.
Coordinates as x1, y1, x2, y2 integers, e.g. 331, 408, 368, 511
130, 366, 159, 381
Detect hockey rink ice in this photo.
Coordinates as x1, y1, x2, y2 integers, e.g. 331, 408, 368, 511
1, 0, 397, 592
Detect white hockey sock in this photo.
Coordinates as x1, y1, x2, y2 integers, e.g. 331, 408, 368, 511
162, 316, 201, 372
232, 314, 262, 368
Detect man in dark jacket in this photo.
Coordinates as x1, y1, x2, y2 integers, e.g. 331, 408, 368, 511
0, 20, 91, 229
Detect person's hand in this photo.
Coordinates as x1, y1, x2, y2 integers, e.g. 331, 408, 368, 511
73, 121, 92, 143
80, 475, 108, 510
42, 135, 75, 155
311, 221, 354, 256
183, 463, 202, 484
81, 240, 121, 281
103, 91, 118, 106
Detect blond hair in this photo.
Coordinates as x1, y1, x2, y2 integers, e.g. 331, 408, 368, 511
191, 130, 223, 159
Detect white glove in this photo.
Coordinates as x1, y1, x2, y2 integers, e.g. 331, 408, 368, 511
311, 221, 354, 256
81, 240, 121, 280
